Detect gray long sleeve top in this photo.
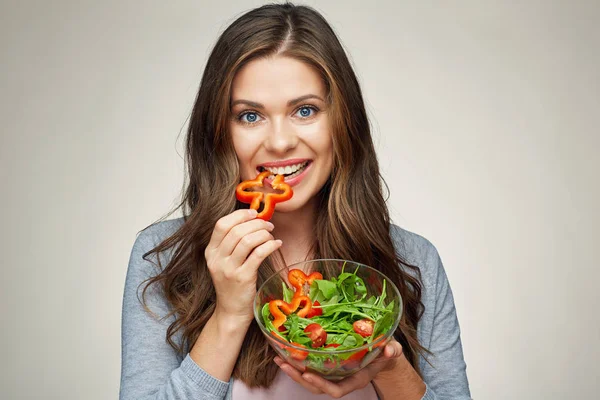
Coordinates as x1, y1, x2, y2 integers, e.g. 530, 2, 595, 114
120, 218, 471, 399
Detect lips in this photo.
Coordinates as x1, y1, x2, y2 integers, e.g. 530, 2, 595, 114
259, 161, 309, 177
257, 159, 313, 187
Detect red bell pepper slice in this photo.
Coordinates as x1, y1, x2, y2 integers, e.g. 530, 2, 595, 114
372, 334, 386, 349
288, 342, 309, 361
268, 295, 312, 328
270, 330, 287, 349
341, 348, 369, 369
269, 300, 293, 329
288, 269, 323, 298
235, 171, 293, 221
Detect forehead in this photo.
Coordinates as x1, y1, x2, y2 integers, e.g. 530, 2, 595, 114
230, 55, 326, 105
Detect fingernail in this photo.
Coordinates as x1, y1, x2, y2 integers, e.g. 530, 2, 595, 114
273, 357, 282, 366
266, 222, 275, 230
276, 239, 283, 245
248, 209, 257, 217
303, 374, 313, 383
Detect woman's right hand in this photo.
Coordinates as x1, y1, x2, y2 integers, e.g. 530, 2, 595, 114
204, 208, 282, 324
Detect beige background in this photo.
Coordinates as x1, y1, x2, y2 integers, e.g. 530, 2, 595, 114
1, 1, 598, 399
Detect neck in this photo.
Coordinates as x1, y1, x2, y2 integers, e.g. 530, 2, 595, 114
270, 199, 317, 266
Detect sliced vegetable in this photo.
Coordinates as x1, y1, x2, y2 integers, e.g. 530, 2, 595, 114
235, 171, 293, 221
341, 348, 369, 369
288, 269, 323, 298
288, 342, 309, 360
294, 296, 312, 317
268, 296, 312, 328
372, 334, 386, 349
353, 318, 375, 338
269, 300, 291, 329
304, 323, 327, 348
270, 331, 286, 349
305, 300, 323, 318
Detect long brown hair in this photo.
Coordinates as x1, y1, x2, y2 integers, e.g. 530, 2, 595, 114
142, 2, 428, 388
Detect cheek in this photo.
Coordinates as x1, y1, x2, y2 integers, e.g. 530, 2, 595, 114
301, 117, 333, 152
307, 129, 333, 162
230, 128, 260, 176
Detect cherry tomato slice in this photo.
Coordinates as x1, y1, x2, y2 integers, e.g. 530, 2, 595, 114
353, 318, 375, 338
305, 300, 323, 318
304, 323, 327, 348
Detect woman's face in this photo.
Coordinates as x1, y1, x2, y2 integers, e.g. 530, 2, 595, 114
230, 55, 333, 215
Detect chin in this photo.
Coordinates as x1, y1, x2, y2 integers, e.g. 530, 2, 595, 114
274, 197, 307, 214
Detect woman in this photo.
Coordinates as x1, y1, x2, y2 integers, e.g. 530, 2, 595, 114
120, 3, 470, 399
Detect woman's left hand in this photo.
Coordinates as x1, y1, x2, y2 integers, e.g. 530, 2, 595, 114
274, 339, 406, 398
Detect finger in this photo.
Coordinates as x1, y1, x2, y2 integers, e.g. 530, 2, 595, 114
239, 239, 283, 276
220, 219, 274, 256
274, 358, 323, 395
359, 340, 404, 380
383, 340, 403, 359
229, 229, 275, 265
207, 209, 258, 252
302, 370, 371, 399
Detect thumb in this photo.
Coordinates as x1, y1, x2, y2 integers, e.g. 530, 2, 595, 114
384, 340, 403, 359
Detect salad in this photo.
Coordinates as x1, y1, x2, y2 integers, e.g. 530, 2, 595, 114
261, 263, 396, 372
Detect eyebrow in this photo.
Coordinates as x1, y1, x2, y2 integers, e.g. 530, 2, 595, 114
231, 94, 325, 109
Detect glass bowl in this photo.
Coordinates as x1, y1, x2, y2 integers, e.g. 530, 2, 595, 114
254, 259, 402, 381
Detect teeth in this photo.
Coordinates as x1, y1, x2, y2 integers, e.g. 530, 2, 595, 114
263, 161, 308, 176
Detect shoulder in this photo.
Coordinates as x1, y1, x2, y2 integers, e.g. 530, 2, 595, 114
389, 224, 444, 290
127, 217, 186, 280
133, 217, 186, 251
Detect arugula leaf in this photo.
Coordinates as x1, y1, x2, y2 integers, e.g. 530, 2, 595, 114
372, 305, 395, 338
334, 318, 353, 332
320, 294, 340, 306
261, 303, 279, 335
375, 279, 387, 308
342, 332, 365, 347
386, 300, 395, 311
313, 279, 338, 300
336, 272, 367, 303
282, 282, 294, 303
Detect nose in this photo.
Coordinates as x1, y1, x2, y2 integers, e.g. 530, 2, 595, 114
263, 118, 299, 155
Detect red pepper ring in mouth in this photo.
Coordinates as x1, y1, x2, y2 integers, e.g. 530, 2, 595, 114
235, 171, 293, 221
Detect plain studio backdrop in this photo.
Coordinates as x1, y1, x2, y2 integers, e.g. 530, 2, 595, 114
1, 1, 598, 399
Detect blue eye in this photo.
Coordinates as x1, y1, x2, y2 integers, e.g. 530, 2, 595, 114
240, 112, 261, 124
297, 107, 314, 118
296, 106, 318, 118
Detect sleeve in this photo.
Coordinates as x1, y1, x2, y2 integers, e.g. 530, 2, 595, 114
419, 246, 471, 400
119, 227, 230, 400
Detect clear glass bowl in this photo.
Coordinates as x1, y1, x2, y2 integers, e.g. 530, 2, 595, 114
254, 259, 402, 381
